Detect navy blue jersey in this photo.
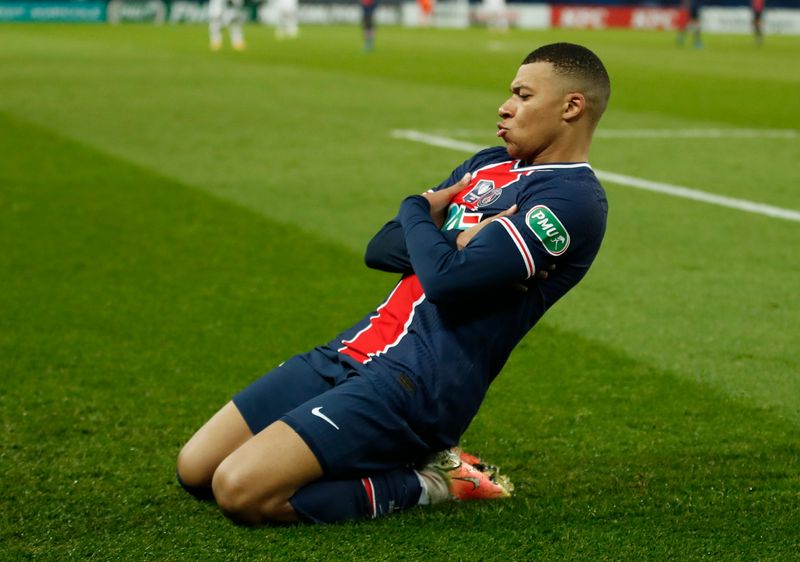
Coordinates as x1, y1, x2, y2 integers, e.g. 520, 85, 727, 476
316, 146, 608, 448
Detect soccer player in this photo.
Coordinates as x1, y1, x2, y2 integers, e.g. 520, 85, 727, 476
209, 0, 247, 51
677, 0, 703, 49
417, 0, 434, 26
274, 0, 299, 40
482, 0, 509, 33
177, 43, 611, 525
360, 0, 377, 52
752, 0, 765, 45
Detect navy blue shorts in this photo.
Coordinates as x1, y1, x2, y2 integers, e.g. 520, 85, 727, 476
233, 352, 431, 479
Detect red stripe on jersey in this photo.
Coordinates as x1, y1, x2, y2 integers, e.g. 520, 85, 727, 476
496, 217, 535, 278
339, 275, 426, 364
452, 160, 529, 210
361, 477, 377, 518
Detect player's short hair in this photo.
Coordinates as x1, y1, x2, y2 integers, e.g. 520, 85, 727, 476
522, 43, 611, 124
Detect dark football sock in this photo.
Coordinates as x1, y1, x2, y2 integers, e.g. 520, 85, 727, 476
289, 468, 422, 524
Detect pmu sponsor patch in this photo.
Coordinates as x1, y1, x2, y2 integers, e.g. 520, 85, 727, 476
526, 205, 570, 255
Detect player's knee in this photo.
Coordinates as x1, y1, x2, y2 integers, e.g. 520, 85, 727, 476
211, 463, 267, 524
212, 464, 251, 520
212, 463, 294, 525
176, 442, 210, 489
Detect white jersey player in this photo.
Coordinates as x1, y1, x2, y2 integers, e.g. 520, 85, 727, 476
209, 0, 247, 51
273, 0, 299, 39
483, 0, 508, 32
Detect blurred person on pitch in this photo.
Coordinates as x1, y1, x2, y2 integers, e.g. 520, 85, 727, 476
417, 0, 434, 26
274, 0, 299, 40
209, 0, 247, 51
677, 0, 703, 48
177, 43, 610, 526
483, 0, 509, 33
360, 0, 377, 52
752, 0, 765, 45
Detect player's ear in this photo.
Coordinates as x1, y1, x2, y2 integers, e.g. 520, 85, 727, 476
562, 92, 586, 122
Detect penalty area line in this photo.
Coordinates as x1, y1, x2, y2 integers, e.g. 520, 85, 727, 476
390, 129, 800, 223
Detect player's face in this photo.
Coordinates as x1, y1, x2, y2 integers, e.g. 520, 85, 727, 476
497, 62, 568, 163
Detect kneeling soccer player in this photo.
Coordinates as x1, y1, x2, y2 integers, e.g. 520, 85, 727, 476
177, 42, 611, 524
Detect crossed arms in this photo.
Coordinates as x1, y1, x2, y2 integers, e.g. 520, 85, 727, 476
365, 174, 550, 304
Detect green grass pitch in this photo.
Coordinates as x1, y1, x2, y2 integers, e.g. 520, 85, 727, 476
1, 23, 799, 559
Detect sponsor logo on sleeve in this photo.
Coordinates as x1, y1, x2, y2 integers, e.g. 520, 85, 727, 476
526, 205, 570, 256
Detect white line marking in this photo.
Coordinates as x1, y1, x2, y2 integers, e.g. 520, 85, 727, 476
593, 170, 800, 222
596, 128, 798, 139
427, 128, 798, 140
390, 129, 800, 223
393, 129, 482, 153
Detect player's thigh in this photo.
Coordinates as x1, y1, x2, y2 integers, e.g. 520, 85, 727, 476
177, 401, 252, 488
282, 372, 431, 478
212, 372, 427, 524
212, 420, 323, 524
178, 356, 333, 487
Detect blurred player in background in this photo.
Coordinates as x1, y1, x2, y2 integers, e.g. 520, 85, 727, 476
417, 0, 434, 26
209, 0, 247, 51
483, 0, 509, 33
177, 43, 610, 525
360, 0, 377, 52
677, 0, 702, 48
274, 0, 299, 40
752, 0, 765, 45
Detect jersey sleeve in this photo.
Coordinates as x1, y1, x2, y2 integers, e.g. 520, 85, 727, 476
364, 149, 500, 273
492, 186, 605, 277
398, 196, 532, 304
364, 216, 462, 274
398, 180, 605, 304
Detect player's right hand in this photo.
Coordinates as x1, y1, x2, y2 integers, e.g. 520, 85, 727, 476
423, 173, 472, 229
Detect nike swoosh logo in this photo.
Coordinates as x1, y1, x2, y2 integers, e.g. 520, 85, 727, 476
311, 406, 340, 430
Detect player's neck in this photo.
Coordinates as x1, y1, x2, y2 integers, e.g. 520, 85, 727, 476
525, 142, 590, 166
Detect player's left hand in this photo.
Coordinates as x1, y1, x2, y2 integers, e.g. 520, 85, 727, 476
456, 204, 518, 250
423, 173, 471, 228
512, 264, 556, 293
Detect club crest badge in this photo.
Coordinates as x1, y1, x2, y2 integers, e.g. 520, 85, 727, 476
462, 180, 502, 208
526, 205, 570, 256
